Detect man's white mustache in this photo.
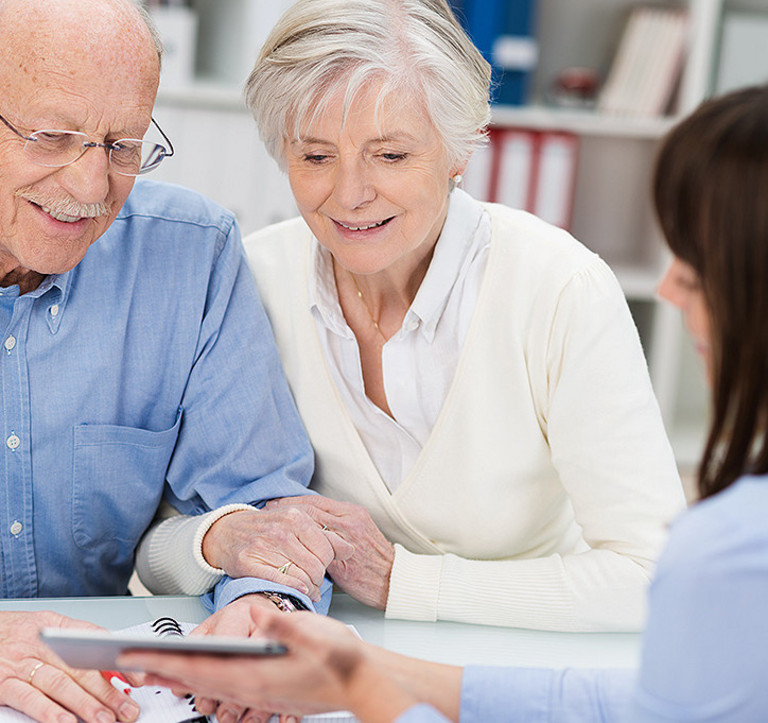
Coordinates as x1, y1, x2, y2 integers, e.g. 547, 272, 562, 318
16, 187, 111, 220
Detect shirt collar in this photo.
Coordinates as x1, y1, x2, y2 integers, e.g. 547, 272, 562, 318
407, 188, 484, 341
34, 272, 70, 334
309, 242, 353, 338
309, 188, 486, 342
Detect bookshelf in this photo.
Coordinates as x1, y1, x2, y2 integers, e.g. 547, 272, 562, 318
472, 0, 743, 468
148, 0, 768, 467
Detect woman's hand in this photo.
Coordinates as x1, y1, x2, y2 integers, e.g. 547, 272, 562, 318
265, 497, 395, 610
119, 606, 417, 722
0, 611, 141, 723
202, 507, 353, 602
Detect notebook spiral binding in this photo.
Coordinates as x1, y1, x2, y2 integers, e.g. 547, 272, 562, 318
151, 616, 184, 638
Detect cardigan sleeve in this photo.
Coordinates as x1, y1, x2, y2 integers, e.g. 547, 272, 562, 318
386, 254, 686, 631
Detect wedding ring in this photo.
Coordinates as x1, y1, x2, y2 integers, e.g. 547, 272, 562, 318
27, 660, 44, 686
277, 561, 292, 575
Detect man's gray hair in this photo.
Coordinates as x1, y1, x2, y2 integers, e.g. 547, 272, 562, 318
131, 0, 165, 64
245, 0, 491, 169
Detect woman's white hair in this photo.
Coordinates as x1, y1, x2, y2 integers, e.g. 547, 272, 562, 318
245, 0, 491, 169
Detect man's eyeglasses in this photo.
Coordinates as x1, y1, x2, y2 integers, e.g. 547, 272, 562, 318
0, 113, 175, 176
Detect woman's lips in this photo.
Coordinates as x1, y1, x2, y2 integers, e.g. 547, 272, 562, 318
334, 216, 394, 232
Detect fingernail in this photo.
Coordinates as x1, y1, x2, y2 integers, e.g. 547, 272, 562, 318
96, 712, 115, 723
196, 700, 215, 715
219, 710, 235, 723
59, 715, 76, 723
119, 701, 140, 722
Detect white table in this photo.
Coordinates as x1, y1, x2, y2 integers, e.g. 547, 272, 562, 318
0, 593, 640, 671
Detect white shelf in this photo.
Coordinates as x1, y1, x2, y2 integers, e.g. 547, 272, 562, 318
491, 104, 678, 139
156, 79, 245, 111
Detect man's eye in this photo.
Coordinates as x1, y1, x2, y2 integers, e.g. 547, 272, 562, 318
34, 132, 70, 146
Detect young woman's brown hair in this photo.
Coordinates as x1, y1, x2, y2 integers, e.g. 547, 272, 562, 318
654, 85, 768, 499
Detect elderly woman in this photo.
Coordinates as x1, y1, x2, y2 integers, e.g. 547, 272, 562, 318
139, 0, 684, 632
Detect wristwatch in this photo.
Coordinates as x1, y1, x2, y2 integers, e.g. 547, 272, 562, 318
259, 591, 309, 612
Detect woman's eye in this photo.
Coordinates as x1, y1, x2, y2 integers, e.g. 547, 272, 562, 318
380, 152, 407, 162
304, 154, 330, 164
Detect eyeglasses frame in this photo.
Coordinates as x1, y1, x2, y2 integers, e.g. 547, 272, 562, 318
0, 113, 175, 176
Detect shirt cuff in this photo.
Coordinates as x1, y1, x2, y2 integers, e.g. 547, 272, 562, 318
204, 575, 333, 616
385, 544, 443, 622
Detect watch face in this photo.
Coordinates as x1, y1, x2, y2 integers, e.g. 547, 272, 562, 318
263, 592, 297, 612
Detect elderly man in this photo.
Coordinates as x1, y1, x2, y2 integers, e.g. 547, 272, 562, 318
0, 1, 346, 722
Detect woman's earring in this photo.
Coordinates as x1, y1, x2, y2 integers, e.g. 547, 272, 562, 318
451, 174, 463, 190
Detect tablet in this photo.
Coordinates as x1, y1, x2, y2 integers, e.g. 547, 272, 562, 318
40, 628, 287, 671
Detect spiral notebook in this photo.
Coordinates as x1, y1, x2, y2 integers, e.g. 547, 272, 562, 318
0, 616, 358, 723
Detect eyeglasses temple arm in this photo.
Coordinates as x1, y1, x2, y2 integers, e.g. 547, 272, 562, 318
151, 117, 175, 157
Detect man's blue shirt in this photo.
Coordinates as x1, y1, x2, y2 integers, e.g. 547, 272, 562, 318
0, 179, 314, 599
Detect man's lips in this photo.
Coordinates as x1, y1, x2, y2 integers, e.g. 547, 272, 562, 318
38, 203, 83, 223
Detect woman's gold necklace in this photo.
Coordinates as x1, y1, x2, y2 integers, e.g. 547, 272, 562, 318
349, 271, 387, 340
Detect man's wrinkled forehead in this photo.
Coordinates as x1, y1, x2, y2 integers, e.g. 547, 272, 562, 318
0, 0, 159, 110
0, 0, 158, 77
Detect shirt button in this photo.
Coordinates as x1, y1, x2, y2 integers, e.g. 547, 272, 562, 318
50, 304, 60, 317
3, 335, 16, 351
9, 521, 22, 536
6, 434, 20, 450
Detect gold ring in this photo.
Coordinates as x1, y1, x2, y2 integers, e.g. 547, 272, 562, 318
27, 661, 44, 686
277, 561, 292, 575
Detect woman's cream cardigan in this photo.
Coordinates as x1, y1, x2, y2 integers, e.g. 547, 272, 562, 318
243, 202, 685, 632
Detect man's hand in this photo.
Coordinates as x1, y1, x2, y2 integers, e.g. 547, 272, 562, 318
183, 595, 300, 723
202, 506, 354, 602
265, 497, 395, 610
0, 610, 141, 723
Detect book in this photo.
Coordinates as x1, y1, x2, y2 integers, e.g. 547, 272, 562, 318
598, 5, 688, 117
469, 127, 578, 231
451, 0, 539, 106
493, 128, 536, 211
461, 137, 495, 202
532, 132, 579, 230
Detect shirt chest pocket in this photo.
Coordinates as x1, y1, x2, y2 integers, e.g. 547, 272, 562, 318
71, 413, 182, 552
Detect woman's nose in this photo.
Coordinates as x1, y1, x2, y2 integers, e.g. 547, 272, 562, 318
332, 159, 376, 209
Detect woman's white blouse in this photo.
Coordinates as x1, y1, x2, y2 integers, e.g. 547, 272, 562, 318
309, 189, 490, 491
